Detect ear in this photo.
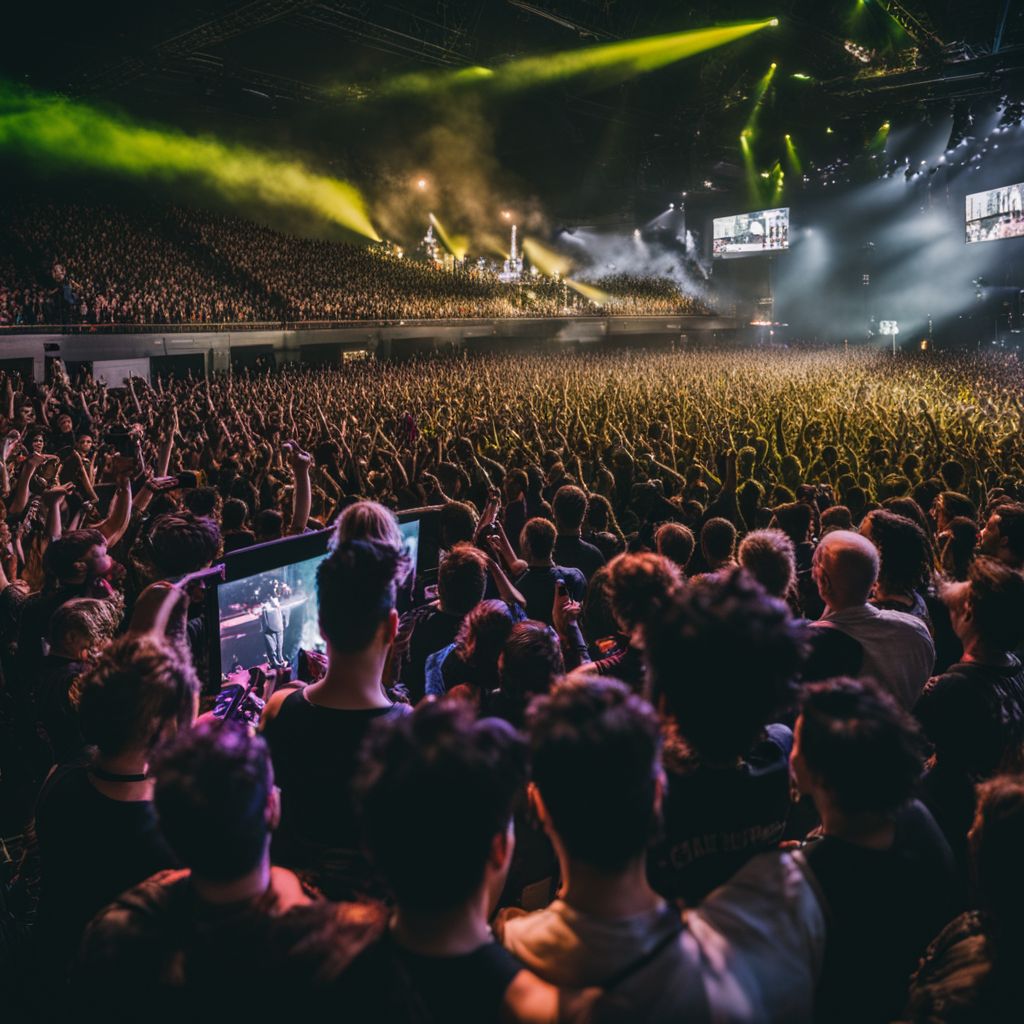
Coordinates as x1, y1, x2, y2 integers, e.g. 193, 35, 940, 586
266, 785, 282, 832
384, 607, 399, 645
488, 818, 514, 872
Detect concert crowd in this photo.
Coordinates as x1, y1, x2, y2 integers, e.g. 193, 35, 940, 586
1, 345, 1023, 1023
0, 203, 708, 327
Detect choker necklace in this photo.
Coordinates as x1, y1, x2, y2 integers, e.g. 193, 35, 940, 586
90, 766, 149, 783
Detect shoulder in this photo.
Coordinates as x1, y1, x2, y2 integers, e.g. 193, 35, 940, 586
260, 685, 302, 731
878, 606, 934, 639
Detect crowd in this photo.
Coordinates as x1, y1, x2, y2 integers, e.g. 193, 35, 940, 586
1, 344, 1023, 1022
0, 203, 709, 327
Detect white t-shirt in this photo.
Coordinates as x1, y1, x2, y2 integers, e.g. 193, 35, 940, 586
500, 851, 825, 1023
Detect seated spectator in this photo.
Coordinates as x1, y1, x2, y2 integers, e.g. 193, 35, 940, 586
907, 773, 1024, 1023
501, 676, 824, 1022
36, 597, 121, 764
552, 485, 606, 580
27, 636, 198, 972
74, 722, 385, 1022
738, 528, 797, 604
645, 568, 803, 903
344, 701, 590, 1022
807, 531, 934, 707
697, 517, 737, 575
514, 517, 585, 625
792, 678, 957, 1024
977, 501, 1024, 570
860, 509, 933, 625
260, 540, 411, 899
655, 521, 696, 575
914, 557, 1024, 873
576, 552, 680, 693
394, 542, 488, 701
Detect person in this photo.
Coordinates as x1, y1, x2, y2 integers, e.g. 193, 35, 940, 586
977, 501, 1024, 570
343, 701, 593, 1022
645, 568, 804, 903
738, 528, 797, 603
220, 497, 255, 553
260, 539, 411, 900
697, 517, 738, 575
26, 635, 198, 973
514, 517, 586, 625
501, 677, 824, 1023
574, 552, 680, 693
807, 530, 934, 708
35, 597, 121, 764
482, 620, 565, 728
907, 773, 1024, 1024
552, 485, 606, 580
426, 598, 519, 701
914, 557, 1024, 872
860, 509, 933, 625
655, 522, 695, 575
393, 542, 488, 701
791, 678, 957, 1024
258, 582, 290, 669
74, 721, 386, 1023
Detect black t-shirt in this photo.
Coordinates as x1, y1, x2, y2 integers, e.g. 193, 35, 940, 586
35, 654, 88, 764
397, 605, 464, 703
514, 565, 586, 625
649, 724, 794, 904
31, 764, 176, 969
222, 530, 256, 554
553, 535, 606, 581
803, 799, 958, 1024
262, 689, 409, 897
343, 933, 523, 1024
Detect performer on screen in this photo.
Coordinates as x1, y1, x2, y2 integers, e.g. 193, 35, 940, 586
259, 580, 291, 669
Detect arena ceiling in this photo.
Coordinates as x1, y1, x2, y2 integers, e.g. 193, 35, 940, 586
6, 1, 1024, 220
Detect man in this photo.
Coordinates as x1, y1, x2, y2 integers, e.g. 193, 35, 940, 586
261, 540, 411, 899
655, 522, 695, 575
808, 530, 934, 708
697, 517, 737, 575
75, 722, 383, 1022
502, 469, 530, 555
501, 677, 824, 1023
393, 542, 489, 702
258, 581, 290, 669
514, 517, 585, 625
792, 678, 957, 1024
552, 485, 606, 581
346, 701, 593, 1022
977, 501, 1024, 570
914, 556, 1024, 871
738, 528, 797, 602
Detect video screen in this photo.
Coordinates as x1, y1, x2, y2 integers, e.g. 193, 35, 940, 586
217, 518, 421, 676
713, 207, 789, 258
966, 183, 1024, 243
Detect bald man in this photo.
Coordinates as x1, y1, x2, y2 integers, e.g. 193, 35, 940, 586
809, 531, 935, 708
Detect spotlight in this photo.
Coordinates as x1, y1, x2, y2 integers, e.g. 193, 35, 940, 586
770, 62, 777, 69
826, 126, 833, 134
770, 18, 779, 27
416, 178, 428, 190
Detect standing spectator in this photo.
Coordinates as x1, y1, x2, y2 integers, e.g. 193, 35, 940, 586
977, 501, 1024, 570
513, 518, 585, 625
552, 486, 606, 581
655, 522, 696, 576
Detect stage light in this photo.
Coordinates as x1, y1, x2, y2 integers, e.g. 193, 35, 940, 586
791, 72, 812, 80
784, 133, 802, 177
428, 212, 468, 261
744, 62, 778, 135
0, 81, 379, 239
826, 126, 834, 134
770, 62, 777, 69
868, 120, 890, 153
770, 18, 779, 26
417, 178, 428, 190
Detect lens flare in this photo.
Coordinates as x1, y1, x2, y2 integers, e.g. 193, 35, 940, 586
0, 82, 378, 239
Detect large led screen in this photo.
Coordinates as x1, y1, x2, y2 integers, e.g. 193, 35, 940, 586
713, 207, 789, 258
966, 183, 1024, 243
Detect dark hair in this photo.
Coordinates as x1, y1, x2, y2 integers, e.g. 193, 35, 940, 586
605, 552, 680, 634
521, 517, 556, 562
990, 503, 1024, 562
254, 508, 283, 541
798, 677, 926, 816
773, 502, 813, 546
970, 774, 1024, 939
183, 486, 219, 518
966, 556, 1024, 651
147, 513, 220, 576
646, 568, 804, 761
939, 491, 977, 523
221, 498, 248, 532
499, 620, 564, 707
317, 540, 406, 652
75, 636, 198, 756
821, 505, 853, 533
450, 599, 517, 693
528, 678, 661, 871
700, 517, 737, 564
437, 543, 488, 616
439, 501, 478, 547
881, 496, 931, 540
939, 516, 978, 582
42, 528, 106, 582
48, 597, 120, 651
581, 566, 618, 643
739, 529, 796, 599
153, 721, 271, 881
552, 485, 588, 532
356, 701, 527, 910
864, 510, 932, 593
655, 522, 695, 571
